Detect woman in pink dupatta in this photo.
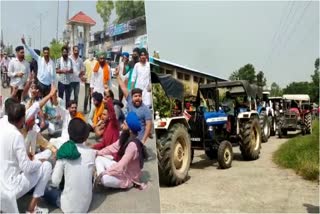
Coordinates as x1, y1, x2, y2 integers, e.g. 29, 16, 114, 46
94, 111, 147, 189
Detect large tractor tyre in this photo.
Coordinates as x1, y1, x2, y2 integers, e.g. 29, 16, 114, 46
304, 113, 312, 134
217, 140, 233, 169
157, 123, 191, 186
240, 118, 262, 160
260, 111, 270, 142
205, 148, 218, 160
269, 115, 276, 136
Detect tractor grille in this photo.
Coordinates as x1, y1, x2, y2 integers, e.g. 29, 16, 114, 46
285, 112, 297, 119
284, 112, 297, 127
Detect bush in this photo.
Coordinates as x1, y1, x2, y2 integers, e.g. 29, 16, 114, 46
273, 120, 319, 181
152, 83, 175, 117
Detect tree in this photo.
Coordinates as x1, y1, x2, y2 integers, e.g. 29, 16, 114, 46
4, 45, 13, 55
152, 83, 175, 117
283, 82, 311, 95
229, 70, 239, 81
114, 0, 145, 24
314, 58, 319, 71
228, 64, 256, 83
310, 58, 319, 102
270, 82, 282, 97
49, 39, 63, 60
256, 71, 267, 88
96, 0, 114, 29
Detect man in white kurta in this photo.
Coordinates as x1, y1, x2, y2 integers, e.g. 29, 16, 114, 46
7, 46, 30, 101
131, 48, 152, 108
90, 53, 111, 95
0, 103, 52, 213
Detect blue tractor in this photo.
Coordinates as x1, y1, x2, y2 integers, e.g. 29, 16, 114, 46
255, 88, 272, 142
189, 80, 262, 169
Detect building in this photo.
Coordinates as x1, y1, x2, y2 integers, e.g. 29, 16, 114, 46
89, 16, 147, 61
62, 10, 96, 58
151, 57, 226, 95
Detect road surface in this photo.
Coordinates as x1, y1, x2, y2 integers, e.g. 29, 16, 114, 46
159, 135, 319, 213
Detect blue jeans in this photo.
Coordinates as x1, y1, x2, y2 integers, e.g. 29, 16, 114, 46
70, 82, 80, 105
43, 186, 61, 208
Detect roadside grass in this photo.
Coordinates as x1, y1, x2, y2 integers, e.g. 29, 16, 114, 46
273, 119, 319, 181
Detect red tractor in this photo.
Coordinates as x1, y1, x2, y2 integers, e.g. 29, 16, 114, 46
278, 94, 312, 137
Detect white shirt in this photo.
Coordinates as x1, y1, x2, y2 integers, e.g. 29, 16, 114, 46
60, 109, 72, 141
90, 66, 105, 95
131, 62, 152, 106
119, 62, 127, 81
0, 120, 42, 197
51, 144, 96, 213
8, 57, 30, 89
69, 55, 84, 83
24, 44, 56, 86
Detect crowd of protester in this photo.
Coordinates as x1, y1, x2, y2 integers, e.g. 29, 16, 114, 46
0, 36, 153, 213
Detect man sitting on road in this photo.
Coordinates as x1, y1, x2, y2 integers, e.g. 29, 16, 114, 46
49, 100, 85, 149
87, 92, 104, 132
0, 101, 52, 213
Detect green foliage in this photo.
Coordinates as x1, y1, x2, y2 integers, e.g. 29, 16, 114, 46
270, 82, 283, 97
152, 83, 175, 117
315, 58, 319, 70
49, 39, 63, 60
25, 54, 32, 62
229, 64, 256, 84
229, 64, 268, 88
283, 81, 311, 95
3, 45, 13, 55
96, 0, 114, 28
273, 120, 319, 181
256, 71, 267, 87
310, 58, 319, 103
114, 0, 145, 24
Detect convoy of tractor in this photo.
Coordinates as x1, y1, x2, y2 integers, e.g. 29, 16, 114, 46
150, 62, 314, 187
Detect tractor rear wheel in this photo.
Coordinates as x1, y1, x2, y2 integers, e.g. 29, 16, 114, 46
305, 113, 312, 134
157, 123, 191, 186
260, 111, 270, 142
240, 118, 261, 160
217, 140, 233, 169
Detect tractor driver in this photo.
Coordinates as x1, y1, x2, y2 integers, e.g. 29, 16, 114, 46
222, 91, 234, 115
290, 100, 301, 121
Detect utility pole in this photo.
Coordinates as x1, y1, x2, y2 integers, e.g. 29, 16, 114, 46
40, 13, 42, 49
28, 37, 32, 46
56, 0, 59, 41
66, 0, 69, 21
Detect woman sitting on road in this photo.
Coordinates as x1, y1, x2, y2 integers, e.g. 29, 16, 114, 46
95, 112, 148, 190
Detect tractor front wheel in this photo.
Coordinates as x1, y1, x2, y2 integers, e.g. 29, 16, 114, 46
217, 140, 233, 169
157, 123, 191, 186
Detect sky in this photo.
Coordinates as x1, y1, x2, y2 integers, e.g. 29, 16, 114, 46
145, 0, 319, 88
0, 0, 109, 49
1, 1, 318, 88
